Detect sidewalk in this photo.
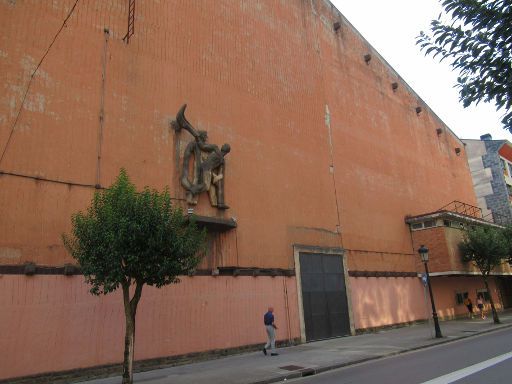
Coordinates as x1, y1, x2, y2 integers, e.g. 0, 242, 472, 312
79, 311, 512, 384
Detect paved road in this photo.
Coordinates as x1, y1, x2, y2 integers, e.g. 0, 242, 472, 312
290, 327, 512, 384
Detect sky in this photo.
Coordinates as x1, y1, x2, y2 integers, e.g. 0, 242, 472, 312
331, 0, 512, 142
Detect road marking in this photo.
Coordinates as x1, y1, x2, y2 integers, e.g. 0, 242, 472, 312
420, 351, 512, 384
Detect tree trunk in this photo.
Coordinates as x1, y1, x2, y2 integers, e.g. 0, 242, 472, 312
121, 280, 144, 384
483, 278, 500, 324
122, 308, 135, 384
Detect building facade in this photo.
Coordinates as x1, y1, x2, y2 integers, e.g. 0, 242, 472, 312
0, 0, 508, 381
463, 134, 512, 225
406, 203, 512, 317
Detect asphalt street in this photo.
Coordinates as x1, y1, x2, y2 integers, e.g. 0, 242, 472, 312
290, 327, 512, 384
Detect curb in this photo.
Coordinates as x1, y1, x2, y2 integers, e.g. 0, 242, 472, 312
249, 323, 512, 384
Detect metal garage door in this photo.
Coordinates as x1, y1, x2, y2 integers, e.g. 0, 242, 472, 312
299, 252, 350, 341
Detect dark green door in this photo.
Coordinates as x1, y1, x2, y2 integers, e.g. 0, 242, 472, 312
299, 252, 350, 341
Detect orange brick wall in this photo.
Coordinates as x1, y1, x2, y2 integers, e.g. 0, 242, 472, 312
350, 276, 426, 329
0, 0, 477, 270
411, 226, 512, 274
312, 0, 477, 257
0, 1, 489, 379
346, 249, 416, 272
411, 227, 457, 273
0, 274, 300, 380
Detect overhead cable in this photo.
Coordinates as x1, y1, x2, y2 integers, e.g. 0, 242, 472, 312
0, 0, 81, 166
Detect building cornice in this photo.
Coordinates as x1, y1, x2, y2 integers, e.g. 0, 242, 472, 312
425, 271, 512, 277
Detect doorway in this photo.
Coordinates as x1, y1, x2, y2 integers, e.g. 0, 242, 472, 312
299, 252, 351, 341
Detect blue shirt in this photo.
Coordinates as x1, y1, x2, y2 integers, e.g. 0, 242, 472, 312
264, 311, 274, 325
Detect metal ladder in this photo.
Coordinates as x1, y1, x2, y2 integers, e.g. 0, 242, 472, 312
123, 0, 135, 44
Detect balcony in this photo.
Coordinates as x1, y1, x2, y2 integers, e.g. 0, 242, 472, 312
405, 201, 506, 276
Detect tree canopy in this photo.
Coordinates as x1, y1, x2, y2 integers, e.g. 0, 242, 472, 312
504, 225, 512, 263
64, 169, 205, 295
417, 0, 512, 133
460, 225, 509, 274
63, 169, 205, 383
459, 225, 508, 323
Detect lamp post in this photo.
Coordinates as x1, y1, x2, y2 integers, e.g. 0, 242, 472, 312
418, 245, 443, 338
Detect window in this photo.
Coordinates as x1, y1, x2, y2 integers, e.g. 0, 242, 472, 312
444, 220, 451, 227
477, 289, 490, 302
455, 292, 468, 305
423, 220, 436, 228
410, 220, 439, 230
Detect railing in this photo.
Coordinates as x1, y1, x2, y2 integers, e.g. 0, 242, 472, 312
436, 201, 483, 219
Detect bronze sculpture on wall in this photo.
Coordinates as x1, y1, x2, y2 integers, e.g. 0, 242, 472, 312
172, 104, 230, 209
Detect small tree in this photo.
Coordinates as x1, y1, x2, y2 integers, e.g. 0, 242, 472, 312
63, 170, 205, 384
459, 225, 508, 324
504, 225, 512, 263
417, 0, 512, 133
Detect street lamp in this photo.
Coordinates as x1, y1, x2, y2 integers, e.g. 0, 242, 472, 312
418, 245, 443, 338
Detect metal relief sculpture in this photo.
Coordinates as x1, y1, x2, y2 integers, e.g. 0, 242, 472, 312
172, 104, 230, 209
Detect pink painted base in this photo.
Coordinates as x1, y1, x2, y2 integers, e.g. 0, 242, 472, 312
350, 277, 426, 329
0, 275, 299, 380
349, 275, 503, 330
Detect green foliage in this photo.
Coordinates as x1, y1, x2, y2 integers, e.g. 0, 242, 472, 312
63, 169, 206, 295
504, 225, 512, 262
417, 0, 512, 132
459, 225, 509, 275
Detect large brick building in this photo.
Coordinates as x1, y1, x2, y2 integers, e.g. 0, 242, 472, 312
1, 0, 510, 381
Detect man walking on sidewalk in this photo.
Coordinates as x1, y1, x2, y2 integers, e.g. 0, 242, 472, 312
263, 306, 279, 356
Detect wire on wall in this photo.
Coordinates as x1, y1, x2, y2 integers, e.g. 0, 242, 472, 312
0, 0, 81, 167
95, 28, 110, 188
